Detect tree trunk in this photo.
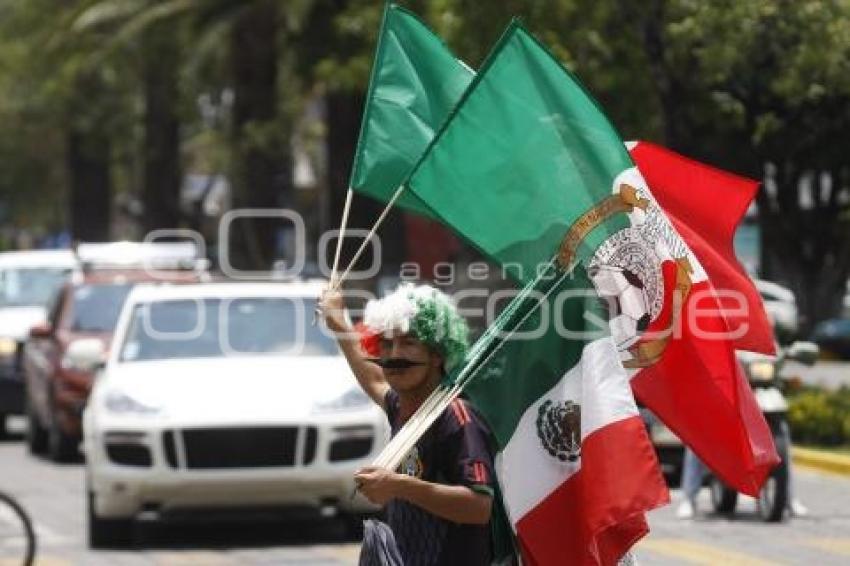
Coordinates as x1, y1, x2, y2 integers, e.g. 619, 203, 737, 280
758, 162, 850, 336
67, 128, 111, 242
229, 0, 289, 271
141, 24, 181, 235
634, 0, 693, 152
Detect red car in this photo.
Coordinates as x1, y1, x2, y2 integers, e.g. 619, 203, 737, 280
24, 267, 202, 461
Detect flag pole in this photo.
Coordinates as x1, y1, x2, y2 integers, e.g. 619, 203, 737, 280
329, 187, 354, 286
330, 183, 406, 292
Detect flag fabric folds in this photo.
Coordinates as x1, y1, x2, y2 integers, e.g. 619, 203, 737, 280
628, 141, 775, 355
348, 3, 473, 216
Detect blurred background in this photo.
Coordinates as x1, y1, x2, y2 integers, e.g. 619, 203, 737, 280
0, 0, 846, 331
0, 1, 848, 564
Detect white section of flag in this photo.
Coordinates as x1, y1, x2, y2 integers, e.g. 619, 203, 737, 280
495, 336, 638, 523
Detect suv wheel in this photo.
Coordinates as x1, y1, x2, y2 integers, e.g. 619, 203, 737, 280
0, 413, 7, 439
87, 491, 134, 549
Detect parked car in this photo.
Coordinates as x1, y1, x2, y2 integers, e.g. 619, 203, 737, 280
82, 281, 387, 547
754, 279, 799, 343
0, 250, 77, 437
811, 317, 850, 360
23, 242, 205, 461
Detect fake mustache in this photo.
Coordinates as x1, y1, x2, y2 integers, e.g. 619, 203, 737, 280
366, 357, 427, 370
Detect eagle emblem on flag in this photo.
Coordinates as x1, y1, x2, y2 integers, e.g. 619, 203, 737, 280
536, 399, 582, 462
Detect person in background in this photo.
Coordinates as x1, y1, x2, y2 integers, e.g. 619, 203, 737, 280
676, 441, 808, 519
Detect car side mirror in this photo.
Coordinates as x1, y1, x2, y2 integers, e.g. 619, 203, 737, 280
29, 323, 53, 339
65, 339, 107, 373
786, 341, 819, 366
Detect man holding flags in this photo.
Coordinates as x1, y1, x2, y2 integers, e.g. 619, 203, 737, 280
319, 4, 781, 565
319, 284, 496, 565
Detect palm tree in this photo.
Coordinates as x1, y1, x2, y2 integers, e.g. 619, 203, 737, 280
74, 0, 294, 267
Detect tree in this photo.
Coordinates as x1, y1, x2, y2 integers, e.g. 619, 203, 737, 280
74, 0, 307, 268
622, 0, 850, 331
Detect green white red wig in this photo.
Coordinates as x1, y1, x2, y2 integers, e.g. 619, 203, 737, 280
361, 284, 469, 372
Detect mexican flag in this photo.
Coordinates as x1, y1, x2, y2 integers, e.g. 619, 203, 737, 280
628, 141, 775, 355
351, 7, 778, 496
459, 264, 668, 565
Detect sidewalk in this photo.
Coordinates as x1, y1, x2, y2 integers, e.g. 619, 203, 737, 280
792, 446, 850, 476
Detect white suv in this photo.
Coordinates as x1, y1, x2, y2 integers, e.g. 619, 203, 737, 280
82, 281, 387, 547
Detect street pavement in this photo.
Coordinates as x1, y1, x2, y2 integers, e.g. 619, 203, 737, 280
1, 417, 849, 565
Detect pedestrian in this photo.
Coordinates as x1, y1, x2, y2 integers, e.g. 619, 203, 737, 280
676, 441, 808, 519
319, 283, 496, 566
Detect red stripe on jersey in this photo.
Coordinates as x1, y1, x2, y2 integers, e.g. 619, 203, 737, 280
456, 399, 472, 424
472, 461, 486, 484
450, 400, 469, 425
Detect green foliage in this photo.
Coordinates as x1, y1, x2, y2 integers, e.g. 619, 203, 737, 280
788, 386, 850, 447
0, 0, 845, 292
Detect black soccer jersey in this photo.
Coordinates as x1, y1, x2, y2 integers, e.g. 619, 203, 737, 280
383, 389, 495, 566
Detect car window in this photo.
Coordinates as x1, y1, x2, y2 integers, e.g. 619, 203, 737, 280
69, 283, 134, 332
119, 297, 338, 362
0, 267, 72, 308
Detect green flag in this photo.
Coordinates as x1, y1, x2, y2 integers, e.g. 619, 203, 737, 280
404, 22, 632, 282
349, 3, 473, 217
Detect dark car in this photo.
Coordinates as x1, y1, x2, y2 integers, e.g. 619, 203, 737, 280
23, 268, 202, 461
0, 251, 77, 437
811, 318, 850, 360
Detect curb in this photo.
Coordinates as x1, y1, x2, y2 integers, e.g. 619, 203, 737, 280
792, 446, 850, 476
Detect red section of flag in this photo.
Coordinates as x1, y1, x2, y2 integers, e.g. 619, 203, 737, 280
628, 141, 775, 355
515, 417, 668, 566
631, 280, 779, 496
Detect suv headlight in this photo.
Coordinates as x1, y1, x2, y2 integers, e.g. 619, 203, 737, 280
0, 337, 17, 358
314, 388, 371, 413
104, 391, 162, 416
748, 361, 775, 382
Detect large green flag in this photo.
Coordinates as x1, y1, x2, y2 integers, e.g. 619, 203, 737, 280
348, 3, 473, 216
404, 22, 632, 282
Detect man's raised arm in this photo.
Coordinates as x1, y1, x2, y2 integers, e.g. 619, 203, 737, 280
319, 289, 390, 408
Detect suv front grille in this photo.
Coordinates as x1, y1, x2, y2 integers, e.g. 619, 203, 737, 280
162, 426, 302, 469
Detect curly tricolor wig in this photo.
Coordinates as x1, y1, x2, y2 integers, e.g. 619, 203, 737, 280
360, 284, 469, 372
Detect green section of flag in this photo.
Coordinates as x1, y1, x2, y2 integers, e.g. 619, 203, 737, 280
405, 23, 632, 282
349, 3, 473, 216
457, 263, 607, 446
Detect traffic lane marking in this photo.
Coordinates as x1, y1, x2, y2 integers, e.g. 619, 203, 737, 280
638, 538, 782, 565
0, 559, 72, 566
312, 543, 360, 563
802, 538, 850, 557
154, 551, 232, 565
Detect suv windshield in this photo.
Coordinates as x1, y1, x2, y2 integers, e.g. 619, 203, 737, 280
70, 284, 134, 332
0, 268, 71, 308
120, 297, 338, 362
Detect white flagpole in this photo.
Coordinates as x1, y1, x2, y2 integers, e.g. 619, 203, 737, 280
329, 188, 354, 286
331, 183, 407, 292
